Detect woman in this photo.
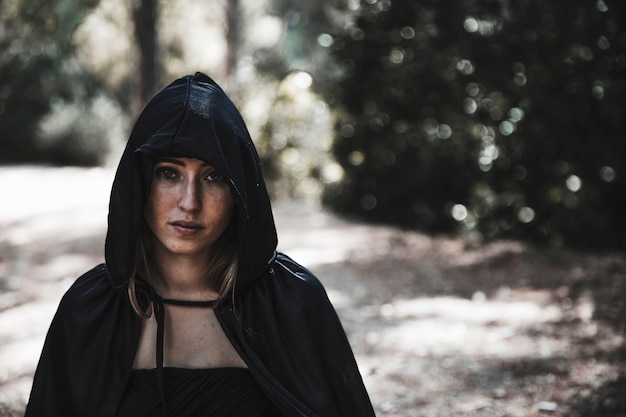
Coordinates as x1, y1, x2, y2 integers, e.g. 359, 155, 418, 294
25, 73, 376, 416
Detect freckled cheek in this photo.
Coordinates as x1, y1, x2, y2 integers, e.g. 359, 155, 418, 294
144, 201, 160, 235
204, 191, 234, 223
144, 190, 176, 226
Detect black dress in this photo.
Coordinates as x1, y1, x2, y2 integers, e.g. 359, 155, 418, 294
115, 293, 281, 417
117, 367, 280, 416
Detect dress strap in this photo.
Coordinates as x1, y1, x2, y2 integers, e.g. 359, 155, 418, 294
160, 297, 216, 308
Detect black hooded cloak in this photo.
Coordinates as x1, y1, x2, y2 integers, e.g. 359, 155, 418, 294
25, 73, 376, 416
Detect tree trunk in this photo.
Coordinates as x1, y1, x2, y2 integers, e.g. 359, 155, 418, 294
224, 0, 240, 80
131, 0, 159, 111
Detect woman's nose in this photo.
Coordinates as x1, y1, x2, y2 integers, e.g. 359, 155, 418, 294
178, 179, 202, 211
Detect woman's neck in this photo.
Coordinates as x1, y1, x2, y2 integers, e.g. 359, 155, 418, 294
150, 253, 219, 301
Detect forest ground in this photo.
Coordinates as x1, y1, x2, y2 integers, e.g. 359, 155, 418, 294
0, 166, 625, 417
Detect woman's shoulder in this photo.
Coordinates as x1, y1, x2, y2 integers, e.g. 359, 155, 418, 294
62, 263, 111, 295
57, 263, 126, 313
261, 252, 333, 310
272, 252, 323, 288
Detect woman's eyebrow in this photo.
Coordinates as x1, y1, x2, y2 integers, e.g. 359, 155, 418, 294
155, 157, 210, 167
156, 157, 185, 166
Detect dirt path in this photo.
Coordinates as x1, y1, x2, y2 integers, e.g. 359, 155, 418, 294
1, 167, 625, 416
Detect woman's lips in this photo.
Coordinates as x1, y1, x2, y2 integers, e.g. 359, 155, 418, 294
171, 220, 203, 235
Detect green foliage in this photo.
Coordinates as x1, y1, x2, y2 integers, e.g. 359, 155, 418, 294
256, 71, 337, 203
321, 0, 626, 249
0, 0, 111, 165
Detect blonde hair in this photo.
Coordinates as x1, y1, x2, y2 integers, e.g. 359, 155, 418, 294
127, 217, 239, 317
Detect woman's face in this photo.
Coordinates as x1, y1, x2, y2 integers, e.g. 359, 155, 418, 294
144, 157, 234, 260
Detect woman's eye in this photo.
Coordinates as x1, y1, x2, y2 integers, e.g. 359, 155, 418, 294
206, 171, 225, 182
156, 167, 178, 180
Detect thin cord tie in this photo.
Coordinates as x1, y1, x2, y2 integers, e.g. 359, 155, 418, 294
144, 286, 217, 417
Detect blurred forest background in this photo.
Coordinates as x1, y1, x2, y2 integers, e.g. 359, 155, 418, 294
1, 0, 626, 415
1, 0, 624, 250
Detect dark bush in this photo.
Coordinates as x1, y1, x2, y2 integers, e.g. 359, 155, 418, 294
320, 0, 626, 249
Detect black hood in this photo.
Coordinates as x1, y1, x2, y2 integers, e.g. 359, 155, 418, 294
105, 72, 278, 291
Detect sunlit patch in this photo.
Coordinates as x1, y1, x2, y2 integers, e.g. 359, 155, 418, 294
348, 150, 365, 166
270, 133, 287, 150
518, 206, 535, 223
451, 204, 468, 221
596, 0, 609, 12
597, 35, 610, 50
325, 288, 351, 308
423, 118, 439, 135
599, 166, 616, 182
437, 124, 452, 139
291, 71, 313, 89
499, 120, 515, 136
321, 163, 344, 183
463, 16, 499, 36
0, 167, 111, 244
465, 82, 480, 96
508, 107, 524, 122
478, 157, 492, 172
464, 98, 477, 114
565, 175, 582, 192
378, 293, 566, 357
280, 148, 301, 166
513, 73, 527, 86
388, 47, 405, 65
456, 59, 475, 75
480, 143, 499, 163
317, 33, 333, 48
463, 17, 478, 33
248, 15, 283, 48
592, 84, 605, 100
400, 26, 415, 40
